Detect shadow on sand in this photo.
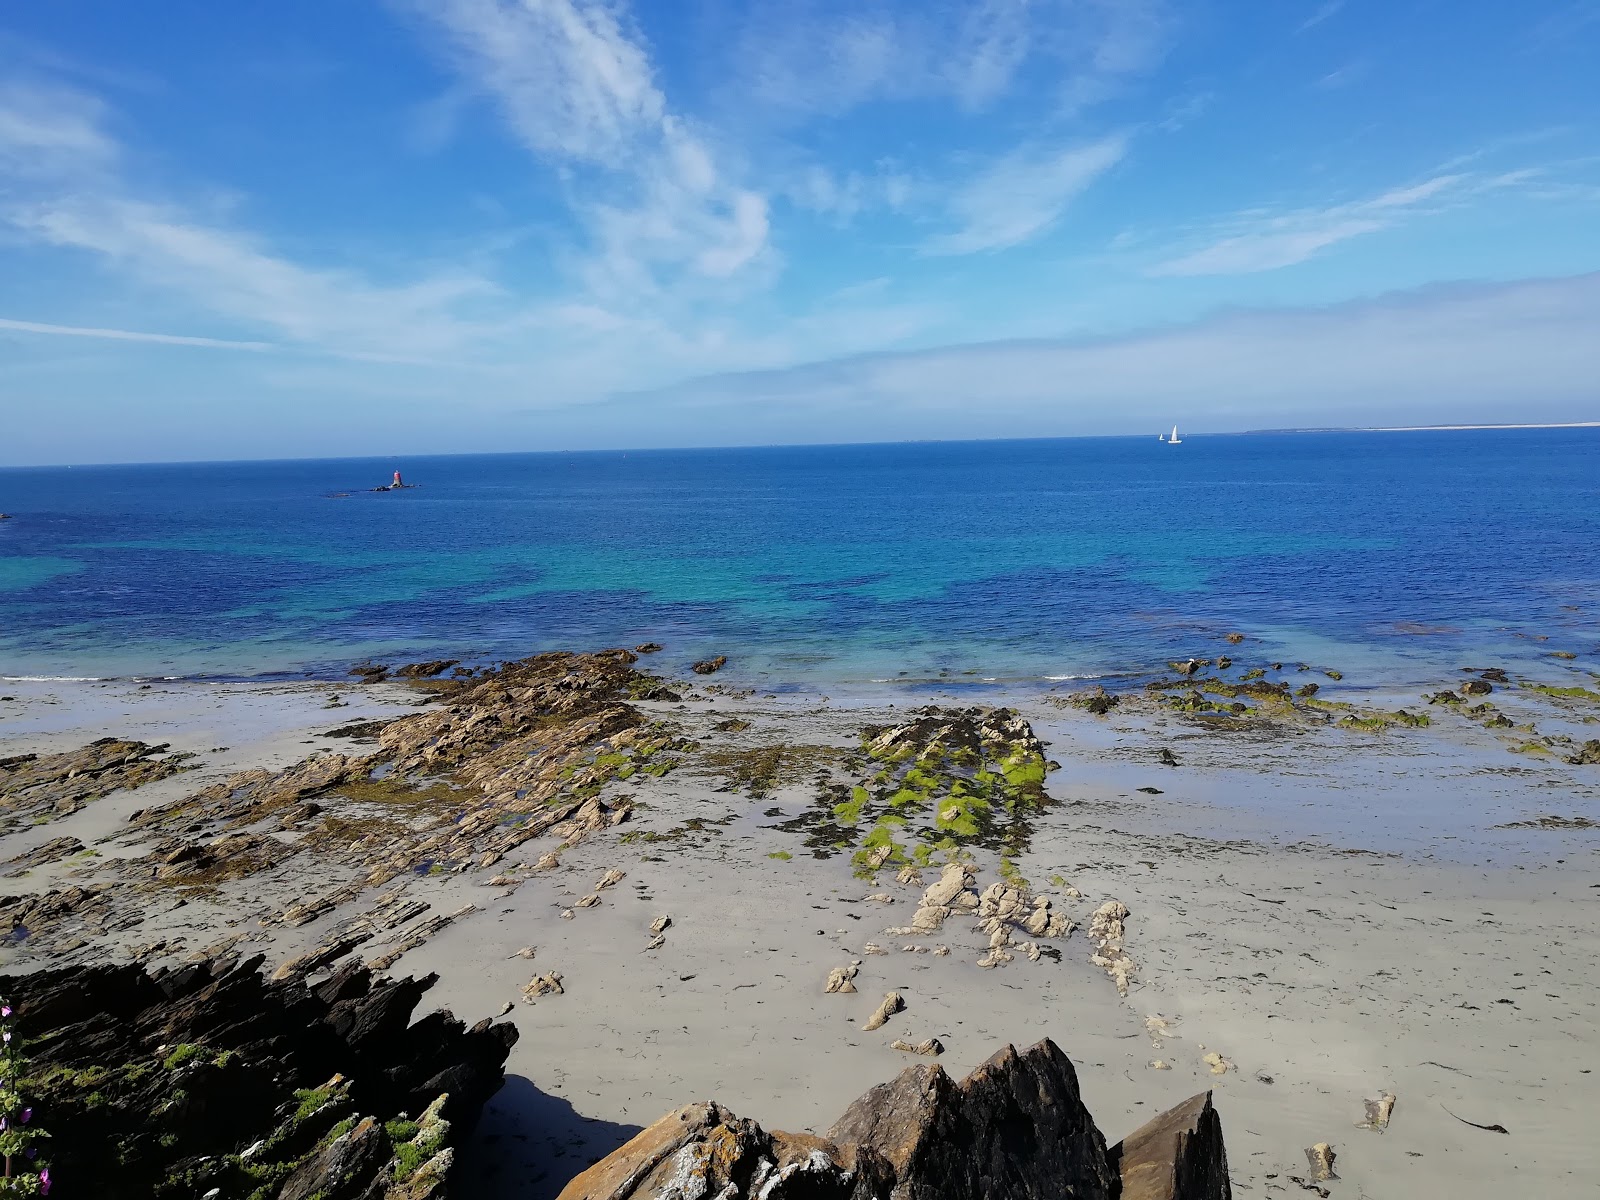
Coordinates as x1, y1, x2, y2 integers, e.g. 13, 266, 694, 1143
455, 1074, 645, 1199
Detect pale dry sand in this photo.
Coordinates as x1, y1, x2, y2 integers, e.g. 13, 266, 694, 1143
3, 679, 1599, 1198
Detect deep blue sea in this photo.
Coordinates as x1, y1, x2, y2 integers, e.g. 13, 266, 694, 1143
1, 431, 1597, 692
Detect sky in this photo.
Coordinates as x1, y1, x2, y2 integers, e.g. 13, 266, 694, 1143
1, 0, 1598, 465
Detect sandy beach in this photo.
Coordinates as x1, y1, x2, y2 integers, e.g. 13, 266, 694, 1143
2, 657, 1598, 1198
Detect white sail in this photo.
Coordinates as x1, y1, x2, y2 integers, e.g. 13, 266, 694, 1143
1169, 424, 1182, 444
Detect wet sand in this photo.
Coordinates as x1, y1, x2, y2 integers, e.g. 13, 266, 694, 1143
2, 673, 1598, 1198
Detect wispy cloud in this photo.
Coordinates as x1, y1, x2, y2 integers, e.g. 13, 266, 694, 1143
594, 272, 1600, 444
722, 0, 1172, 122
925, 135, 1128, 256
0, 80, 498, 361
407, 0, 662, 166
1297, 1, 1345, 34
0, 316, 272, 350
1148, 174, 1467, 276
405, 0, 771, 302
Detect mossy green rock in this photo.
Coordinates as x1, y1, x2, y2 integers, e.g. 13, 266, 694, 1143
781, 707, 1053, 874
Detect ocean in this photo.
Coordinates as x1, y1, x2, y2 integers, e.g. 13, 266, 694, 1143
1, 430, 1597, 692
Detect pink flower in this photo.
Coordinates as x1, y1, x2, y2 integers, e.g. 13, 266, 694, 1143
38, 1167, 51, 1195
0, 1004, 11, 1016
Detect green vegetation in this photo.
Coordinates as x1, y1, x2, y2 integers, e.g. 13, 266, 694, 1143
779, 710, 1054, 876
162, 1043, 205, 1071
1523, 683, 1600, 703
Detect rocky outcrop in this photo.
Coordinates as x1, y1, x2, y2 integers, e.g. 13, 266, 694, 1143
394, 659, 460, 678
557, 1039, 1229, 1200
783, 707, 1054, 872
0, 738, 193, 828
691, 655, 729, 675
1567, 739, 1600, 765
1108, 1091, 1231, 1200
7, 954, 516, 1199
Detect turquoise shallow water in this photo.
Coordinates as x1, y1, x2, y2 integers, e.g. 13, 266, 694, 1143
0, 431, 1596, 689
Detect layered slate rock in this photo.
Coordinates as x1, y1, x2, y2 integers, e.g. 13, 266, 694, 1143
558, 1039, 1229, 1200
1108, 1091, 1231, 1200
0, 737, 193, 829
827, 1040, 1115, 1200
557, 1101, 893, 1200
7, 955, 516, 1199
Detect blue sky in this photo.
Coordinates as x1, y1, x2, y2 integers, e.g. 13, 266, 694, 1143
1, 0, 1598, 464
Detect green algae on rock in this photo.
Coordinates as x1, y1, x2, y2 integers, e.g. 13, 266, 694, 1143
780, 707, 1054, 876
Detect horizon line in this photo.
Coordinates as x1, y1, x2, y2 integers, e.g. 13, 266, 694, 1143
2, 421, 1598, 472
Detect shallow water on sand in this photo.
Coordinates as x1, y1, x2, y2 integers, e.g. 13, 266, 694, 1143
1, 430, 1597, 686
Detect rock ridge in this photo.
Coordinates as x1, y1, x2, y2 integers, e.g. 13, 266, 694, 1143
556, 1038, 1230, 1200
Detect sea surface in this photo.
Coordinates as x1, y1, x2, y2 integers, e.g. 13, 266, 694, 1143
1, 431, 1597, 693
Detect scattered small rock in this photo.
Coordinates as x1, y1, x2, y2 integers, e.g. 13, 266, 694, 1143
1088, 900, 1134, 995
522, 972, 564, 1001
825, 962, 862, 994
1304, 1142, 1337, 1182
1202, 1051, 1232, 1076
1359, 1091, 1396, 1131
691, 656, 729, 675
862, 990, 905, 1030
891, 1037, 944, 1057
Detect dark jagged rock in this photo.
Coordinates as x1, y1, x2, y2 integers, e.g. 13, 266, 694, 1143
7, 955, 516, 1199
829, 1040, 1116, 1200
349, 662, 391, 679
1075, 688, 1120, 716
1109, 1091, 1232, 1200
1460, 679, 1493, 696
324, 719, 397, 740
559, 1040, 1227, 1200
691, 655, 729, 675
633, 642, 664, 654
395, 660, 460, 678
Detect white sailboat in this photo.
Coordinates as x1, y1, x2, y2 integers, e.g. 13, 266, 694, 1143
1167, 424, 1183, 445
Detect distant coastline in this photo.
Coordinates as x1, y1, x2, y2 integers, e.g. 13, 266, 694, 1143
1247, 421, 1600, 434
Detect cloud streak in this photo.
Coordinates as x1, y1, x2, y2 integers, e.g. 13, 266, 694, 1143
586, 272, 1600, 443
0, 316, 272, 350
925, 135, 1129, 255
724, 0, 1172, 121
406, 0, 771, 302
1148, 174, 1468, 276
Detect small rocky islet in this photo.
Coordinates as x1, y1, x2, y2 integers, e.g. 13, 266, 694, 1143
1, 639, 1596, 1196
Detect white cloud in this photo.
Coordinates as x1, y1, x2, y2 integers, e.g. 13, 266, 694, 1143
408, 0, 662, 166
925, 135, 1128, 255
723, 0, 1171, 121
589, 272, 1600, 443
0, 80, 116, 174
0, 81, 498, 361
1149, 174, 1468, 276
1297, 1, 1345, 34
405, 0, 772, 301
0, 316, 271, 350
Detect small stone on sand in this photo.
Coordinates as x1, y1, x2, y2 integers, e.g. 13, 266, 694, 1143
863, 989, 905, 1030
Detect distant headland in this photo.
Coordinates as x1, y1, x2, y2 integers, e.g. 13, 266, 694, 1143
1246, 420, 1600, 434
